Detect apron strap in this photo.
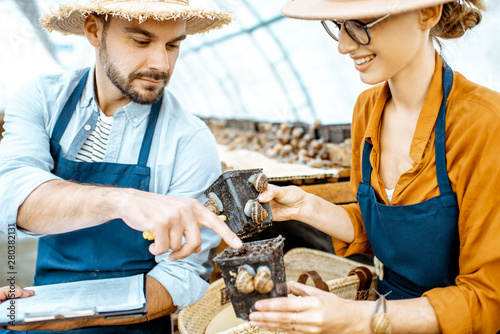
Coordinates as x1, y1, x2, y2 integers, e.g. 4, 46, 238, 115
51, 69, 90, 143
361, 140, 373, 184
361, 62, 454, 195
137, 96, 162, 166
434, 62, 454, 196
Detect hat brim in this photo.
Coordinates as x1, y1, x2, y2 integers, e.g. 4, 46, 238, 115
281, 0, 454, 21
40, 2, 232, 36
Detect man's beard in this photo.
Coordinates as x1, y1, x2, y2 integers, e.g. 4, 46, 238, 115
98, 42, 170, 105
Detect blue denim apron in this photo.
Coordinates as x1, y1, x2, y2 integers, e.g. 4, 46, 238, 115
15, 70, 171, 333
357, 64, 460, 300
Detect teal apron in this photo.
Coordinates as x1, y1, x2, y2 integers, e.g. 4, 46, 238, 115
16, 69, 171, 333
357, 63, 460, 299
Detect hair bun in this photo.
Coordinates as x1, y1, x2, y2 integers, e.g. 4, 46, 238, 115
432, 0, 485, 40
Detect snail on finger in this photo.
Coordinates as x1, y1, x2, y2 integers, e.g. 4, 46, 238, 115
244, 200, 269, 224
248, 173, 268, 193
235, 264, 256, 294
254, 266, 274, 294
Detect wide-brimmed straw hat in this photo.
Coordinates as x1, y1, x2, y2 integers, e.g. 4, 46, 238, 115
281, 0, 455, 20
40, 0, 232, 36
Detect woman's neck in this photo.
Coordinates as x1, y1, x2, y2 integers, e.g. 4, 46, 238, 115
387, 44, 436, 114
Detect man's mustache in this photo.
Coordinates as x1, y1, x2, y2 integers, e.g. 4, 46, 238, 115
129, 71, 170, 82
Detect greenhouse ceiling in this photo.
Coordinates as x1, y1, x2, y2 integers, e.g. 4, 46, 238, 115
1, 0, 499, 124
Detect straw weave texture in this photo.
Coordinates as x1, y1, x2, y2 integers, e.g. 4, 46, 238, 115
178, 248, 377, 334
40, 0, 232, 36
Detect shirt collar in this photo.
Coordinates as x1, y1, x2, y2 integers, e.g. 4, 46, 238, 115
409, 52, 444, 164
363, 81, 390, 147
363, 52, 445, 165
79, 66, 154, 127
79, 66, 96, 110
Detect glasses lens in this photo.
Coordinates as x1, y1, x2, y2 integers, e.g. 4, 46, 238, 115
322, 20, 340, 41
345, 20, 369, 45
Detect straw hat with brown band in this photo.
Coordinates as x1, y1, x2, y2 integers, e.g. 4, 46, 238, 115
39, 0, 233, 36
281, 0, 456, 20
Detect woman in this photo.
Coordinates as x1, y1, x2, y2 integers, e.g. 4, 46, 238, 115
248, 0, 500, 333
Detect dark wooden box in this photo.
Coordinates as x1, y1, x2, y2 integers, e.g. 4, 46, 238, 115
205, 168, 273, 239
214, 236, 287, 320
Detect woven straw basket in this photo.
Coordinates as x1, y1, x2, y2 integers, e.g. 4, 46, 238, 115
178, 248, 377, 334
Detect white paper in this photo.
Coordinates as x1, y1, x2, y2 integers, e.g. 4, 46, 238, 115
0, 274, 146, 324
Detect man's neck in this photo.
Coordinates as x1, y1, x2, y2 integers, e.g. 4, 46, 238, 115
94, 64, 131, 117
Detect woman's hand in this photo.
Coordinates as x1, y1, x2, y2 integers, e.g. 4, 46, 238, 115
258, 185, 309, 222
0, 285, 34, 302
249, 281, 370, 334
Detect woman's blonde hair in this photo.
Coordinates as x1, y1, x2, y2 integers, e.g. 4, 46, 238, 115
432, 0, 486, 39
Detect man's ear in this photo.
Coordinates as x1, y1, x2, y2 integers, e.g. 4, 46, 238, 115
419, 5, 443, 30
84, 14, 103, 47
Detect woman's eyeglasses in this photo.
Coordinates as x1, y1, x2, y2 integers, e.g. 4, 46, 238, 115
321, 14, 390, 46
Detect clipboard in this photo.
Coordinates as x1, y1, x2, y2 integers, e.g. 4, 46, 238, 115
0, 274, 147, 326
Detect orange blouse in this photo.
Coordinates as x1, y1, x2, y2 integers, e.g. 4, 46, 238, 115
334, 54, 500, 333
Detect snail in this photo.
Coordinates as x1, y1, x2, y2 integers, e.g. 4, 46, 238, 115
235, 264, 256, 294
308, 159, 325, 168
292, 127, 304, 139
254, 266, 274, 294
280, 122, 291, 132
280, 144, 293, 158
244, 200, 269, 224
248, 173, 268, 193
204, 192, 223, 215
280, 135, 291, 145
372, 313, 391, 334
302, 133, 314, 143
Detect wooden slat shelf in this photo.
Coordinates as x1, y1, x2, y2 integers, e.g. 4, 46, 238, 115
299, 181, 356, 205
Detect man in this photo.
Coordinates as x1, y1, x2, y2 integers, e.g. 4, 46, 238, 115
0, 0, 242, 332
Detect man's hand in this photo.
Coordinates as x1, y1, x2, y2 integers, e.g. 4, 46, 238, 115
116, 188, 242, 259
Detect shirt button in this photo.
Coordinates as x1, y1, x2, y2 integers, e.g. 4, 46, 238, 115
84, 124, 91, 131
133, 118, 139, 123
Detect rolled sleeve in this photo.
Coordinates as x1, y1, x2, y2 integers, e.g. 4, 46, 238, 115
0, 78, 61, 238
333, 202, 372, 257
148, 227, 220, 309
424, 287, 472, 334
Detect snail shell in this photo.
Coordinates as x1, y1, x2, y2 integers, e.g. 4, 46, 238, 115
244, 200, 269, 224
280, 135, 291, 145
280, 144, 293, 157
280, 122, 291, 132
371, 312, 392, 334
204, 192, 223, 215
235, 265, 256, 294
292, 127, 304, 139
302, 133, 313, 143
248, 173, 268, 193
254, 266, 274, 294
